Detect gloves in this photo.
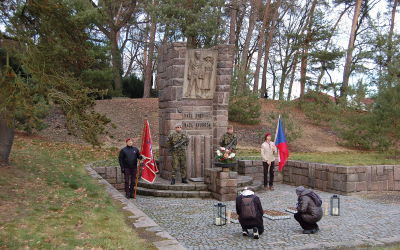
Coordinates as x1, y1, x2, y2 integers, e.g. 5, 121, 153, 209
121, 167, 125, 174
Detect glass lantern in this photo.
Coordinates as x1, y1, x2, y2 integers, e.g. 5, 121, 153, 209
330, 194, 340, 216
213, 203, 226, 226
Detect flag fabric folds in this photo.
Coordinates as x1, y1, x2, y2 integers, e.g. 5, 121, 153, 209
141, 119, 158, 183
275, 117, 289, 171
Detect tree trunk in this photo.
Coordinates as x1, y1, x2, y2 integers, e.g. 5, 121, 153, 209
261, 0, 281, 94
300, 0, 317, 97
316, 6, 349, 89
240, 0, 261, 87
387, 0, 398, 69
229, 0, 237, 45
253, 0, 272, 93
287, 56, 298, 101
110, 30, 123, 91
0, 110, 14, 166
143, 13, 150, 80
341, 0, 362, 97
143, 20, 157, 98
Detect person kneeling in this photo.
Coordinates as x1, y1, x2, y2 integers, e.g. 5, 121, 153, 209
236, 187, 264, 239
294, 186, 323, 234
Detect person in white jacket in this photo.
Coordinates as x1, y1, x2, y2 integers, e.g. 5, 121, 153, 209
261, 133, 277, 191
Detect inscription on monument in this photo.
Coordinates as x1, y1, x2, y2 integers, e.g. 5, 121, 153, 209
183, 112, 211, 120
183, 121, 212, 130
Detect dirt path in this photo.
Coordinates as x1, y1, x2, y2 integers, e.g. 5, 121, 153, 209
37, 98, 352, 152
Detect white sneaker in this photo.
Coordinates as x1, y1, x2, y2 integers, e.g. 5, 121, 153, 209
253, 227, 259, 239
242, 230, 249, 236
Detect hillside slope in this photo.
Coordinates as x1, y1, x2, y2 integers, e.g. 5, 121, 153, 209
37, 98, 351, 152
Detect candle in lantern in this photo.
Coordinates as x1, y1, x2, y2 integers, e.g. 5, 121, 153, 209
324, 203, 329, 216
215, 218, 221, 225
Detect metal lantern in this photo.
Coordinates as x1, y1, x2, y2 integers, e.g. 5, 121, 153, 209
213, 203, 226, 226
330, 194, 340, 216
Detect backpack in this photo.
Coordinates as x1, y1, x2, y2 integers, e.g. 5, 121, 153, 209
241, 196, 257, 219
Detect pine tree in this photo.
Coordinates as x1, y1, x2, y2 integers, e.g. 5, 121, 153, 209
0, 0, 111, 165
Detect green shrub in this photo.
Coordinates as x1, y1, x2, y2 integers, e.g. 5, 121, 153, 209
264, 102, 303, 144
228, 71, 261, 125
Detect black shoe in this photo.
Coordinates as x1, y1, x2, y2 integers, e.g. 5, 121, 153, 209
171, 178, 175, 185
253, 227, 259, 239
129, 194, 134, 198
311, 227, 319, 234
242, 230, 249, 236
126, 193, 130, 198
182, 178, 189, 184
303, 229, 312, 234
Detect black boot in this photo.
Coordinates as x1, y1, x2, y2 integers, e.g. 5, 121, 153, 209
126, 193, 130, 198
182, 178, 189, 184
171, 178, 175, 185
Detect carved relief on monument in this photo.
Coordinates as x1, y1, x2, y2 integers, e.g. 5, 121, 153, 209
183, 49, 218, 99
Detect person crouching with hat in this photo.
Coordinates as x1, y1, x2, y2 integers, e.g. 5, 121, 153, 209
294, 186, 323, 234
119, 138, 142, 198
261, 133, 277, 191
235, 187, 264, 239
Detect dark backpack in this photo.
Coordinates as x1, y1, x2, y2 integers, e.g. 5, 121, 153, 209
241, 196, 257, 219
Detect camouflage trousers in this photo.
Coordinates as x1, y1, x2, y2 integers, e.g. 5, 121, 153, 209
171, 155, 186, 179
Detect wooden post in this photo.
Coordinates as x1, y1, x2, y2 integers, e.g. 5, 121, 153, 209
134, 117, 147, 199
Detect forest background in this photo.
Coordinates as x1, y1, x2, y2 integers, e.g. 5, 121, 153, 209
1, 0, 400, 166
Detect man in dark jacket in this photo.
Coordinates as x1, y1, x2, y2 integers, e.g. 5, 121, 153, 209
235, 187, 264, 239
294, 186, 323, 234
119, 138, 142, 198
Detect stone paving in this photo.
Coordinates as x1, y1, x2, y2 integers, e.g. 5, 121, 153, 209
133, 183, 400, 250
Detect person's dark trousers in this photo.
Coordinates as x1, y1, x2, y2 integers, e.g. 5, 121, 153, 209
263, 161, 275, 187
124, 167, 138, 197
294, 213, 318, 230
241, 223, 264, 235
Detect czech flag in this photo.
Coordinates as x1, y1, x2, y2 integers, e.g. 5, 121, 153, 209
275, 117, 289, 171
141, 119, 158, 183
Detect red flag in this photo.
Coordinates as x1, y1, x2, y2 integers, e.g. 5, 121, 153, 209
141, 119, 158, 183
275, 116, 289, 171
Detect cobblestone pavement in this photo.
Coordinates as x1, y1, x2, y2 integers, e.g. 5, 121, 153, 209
133, 183, 400, 250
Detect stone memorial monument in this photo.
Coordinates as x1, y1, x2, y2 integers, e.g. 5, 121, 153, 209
158, 42, 236, 200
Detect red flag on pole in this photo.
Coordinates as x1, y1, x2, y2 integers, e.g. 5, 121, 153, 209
141, 119, 158, 183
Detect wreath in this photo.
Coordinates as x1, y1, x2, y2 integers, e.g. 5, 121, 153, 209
215, 147, 236, 164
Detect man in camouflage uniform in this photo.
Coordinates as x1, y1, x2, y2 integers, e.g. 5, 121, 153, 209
220, 125, 238, 171
167, 123, 189, 185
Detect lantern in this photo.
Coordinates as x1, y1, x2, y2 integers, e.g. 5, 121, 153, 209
330, 194, 340, 216
213, 203, 226, 226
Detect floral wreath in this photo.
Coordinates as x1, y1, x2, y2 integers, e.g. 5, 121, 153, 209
215, 147, 236, 164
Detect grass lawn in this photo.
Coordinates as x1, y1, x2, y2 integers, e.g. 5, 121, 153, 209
237, 148, 400, 166
0, 135, 154, 250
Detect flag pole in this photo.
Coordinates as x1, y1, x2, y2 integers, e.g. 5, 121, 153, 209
134, 116, 147, 199
274, 115, 281, 170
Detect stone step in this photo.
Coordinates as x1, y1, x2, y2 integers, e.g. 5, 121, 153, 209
237, 175, 253, 188
136, 186, 212, 198
135, 174, 263, 198
138, 179, 209, 191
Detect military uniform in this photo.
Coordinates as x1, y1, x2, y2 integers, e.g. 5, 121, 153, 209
219, 132, 237, 151
167, 131, 189, 179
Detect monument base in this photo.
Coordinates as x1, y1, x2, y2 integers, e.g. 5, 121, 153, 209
204, 168, 238, 202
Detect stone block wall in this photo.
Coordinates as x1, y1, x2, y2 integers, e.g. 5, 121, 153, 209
157, 42, 235, 180
92, 166, 125, 190
237, 160, 283, 185
204, 168, 237, 201
282, 160, 400, 194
